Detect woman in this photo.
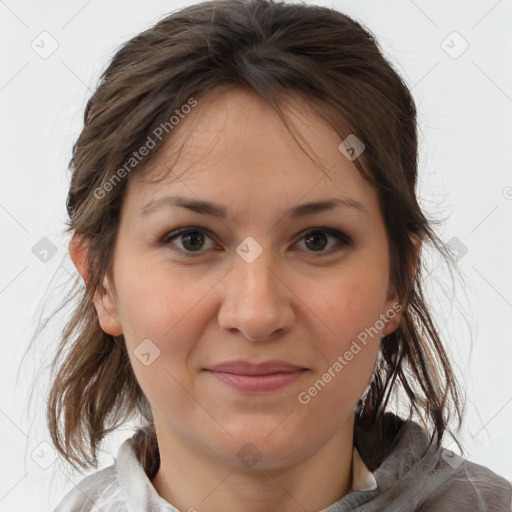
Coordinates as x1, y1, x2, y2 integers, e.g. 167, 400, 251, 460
47, 0, 511, 510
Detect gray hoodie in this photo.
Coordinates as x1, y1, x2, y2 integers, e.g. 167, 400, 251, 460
54, 413, 512, 511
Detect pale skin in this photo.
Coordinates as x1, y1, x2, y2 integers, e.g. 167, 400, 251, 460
70, 87, 417, 512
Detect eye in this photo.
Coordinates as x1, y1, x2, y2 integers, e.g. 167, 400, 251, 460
159, 227, 217, 256
293, 228, 352, 255
159, 226, 352, 257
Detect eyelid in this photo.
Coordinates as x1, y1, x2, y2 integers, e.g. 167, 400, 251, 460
159, 226, 216, 243
300, 227, 352, 245
159, 225, 352, 256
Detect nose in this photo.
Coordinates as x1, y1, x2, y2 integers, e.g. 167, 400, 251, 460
217, 244, 295, 342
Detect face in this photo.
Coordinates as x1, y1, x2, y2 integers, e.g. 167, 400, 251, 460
77, 87, 402, 469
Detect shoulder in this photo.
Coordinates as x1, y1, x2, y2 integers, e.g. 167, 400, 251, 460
356, 414, 512, 511
422, 452, 512, 512
53, 464, 127, 512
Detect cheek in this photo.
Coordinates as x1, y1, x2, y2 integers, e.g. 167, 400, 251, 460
298, 270, 386, 405
114, 257, 214, 342
112, 260, 219, 396
298, 262, 387, 406
115, 266, 217, 420
312, 265, 390, 350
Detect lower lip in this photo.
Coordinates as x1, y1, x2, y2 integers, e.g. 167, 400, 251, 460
206, 370, 308, 392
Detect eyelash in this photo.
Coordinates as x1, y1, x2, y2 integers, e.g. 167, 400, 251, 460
158, 226, 352, 258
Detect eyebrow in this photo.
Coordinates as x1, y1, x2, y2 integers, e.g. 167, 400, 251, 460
139, 195, 367, 219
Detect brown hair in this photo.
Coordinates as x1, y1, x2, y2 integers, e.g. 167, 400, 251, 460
38, 0, 464, 471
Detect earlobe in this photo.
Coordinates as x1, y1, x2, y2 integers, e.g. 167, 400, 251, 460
381, 302, 403, 337
68, 234, 123, 336
381, 235, 421, 337
92, 277, 124, 337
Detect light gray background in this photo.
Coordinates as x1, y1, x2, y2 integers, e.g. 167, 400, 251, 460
1, 0, 511, 510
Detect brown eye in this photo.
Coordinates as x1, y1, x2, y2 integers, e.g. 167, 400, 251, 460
295, 228, 352, 256
160, 226, 351, 258
304, 232, 329, 251
180, 231, 206, 251
160, 227, 216, 256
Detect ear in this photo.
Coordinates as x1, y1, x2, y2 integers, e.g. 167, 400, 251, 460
68, 234, 123, 336
381, 235, 422, 336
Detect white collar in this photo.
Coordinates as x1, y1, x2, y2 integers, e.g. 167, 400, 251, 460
351, 446, 378, 492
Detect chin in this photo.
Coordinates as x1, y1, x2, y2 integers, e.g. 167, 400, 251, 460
206, 422, 312, 470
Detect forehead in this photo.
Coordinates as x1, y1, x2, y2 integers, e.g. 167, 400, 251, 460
124, 87, 378, 220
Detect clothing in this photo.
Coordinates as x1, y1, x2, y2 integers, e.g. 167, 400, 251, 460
54, 414, 512, 511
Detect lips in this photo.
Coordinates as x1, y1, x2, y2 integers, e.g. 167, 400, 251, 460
205, 360, 308, 375
204, 360, 309, 392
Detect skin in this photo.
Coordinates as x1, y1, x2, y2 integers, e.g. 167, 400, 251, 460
70, 87, 412, 512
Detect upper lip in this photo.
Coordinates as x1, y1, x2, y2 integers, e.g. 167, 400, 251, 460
205, 360, 308, 375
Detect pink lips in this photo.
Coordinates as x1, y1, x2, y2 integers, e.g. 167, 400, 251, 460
204, 360, 308, 392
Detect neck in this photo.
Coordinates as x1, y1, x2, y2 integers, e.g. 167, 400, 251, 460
150, 415, 355, 512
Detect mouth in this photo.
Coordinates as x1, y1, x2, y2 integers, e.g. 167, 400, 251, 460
203, 360, 309, 393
